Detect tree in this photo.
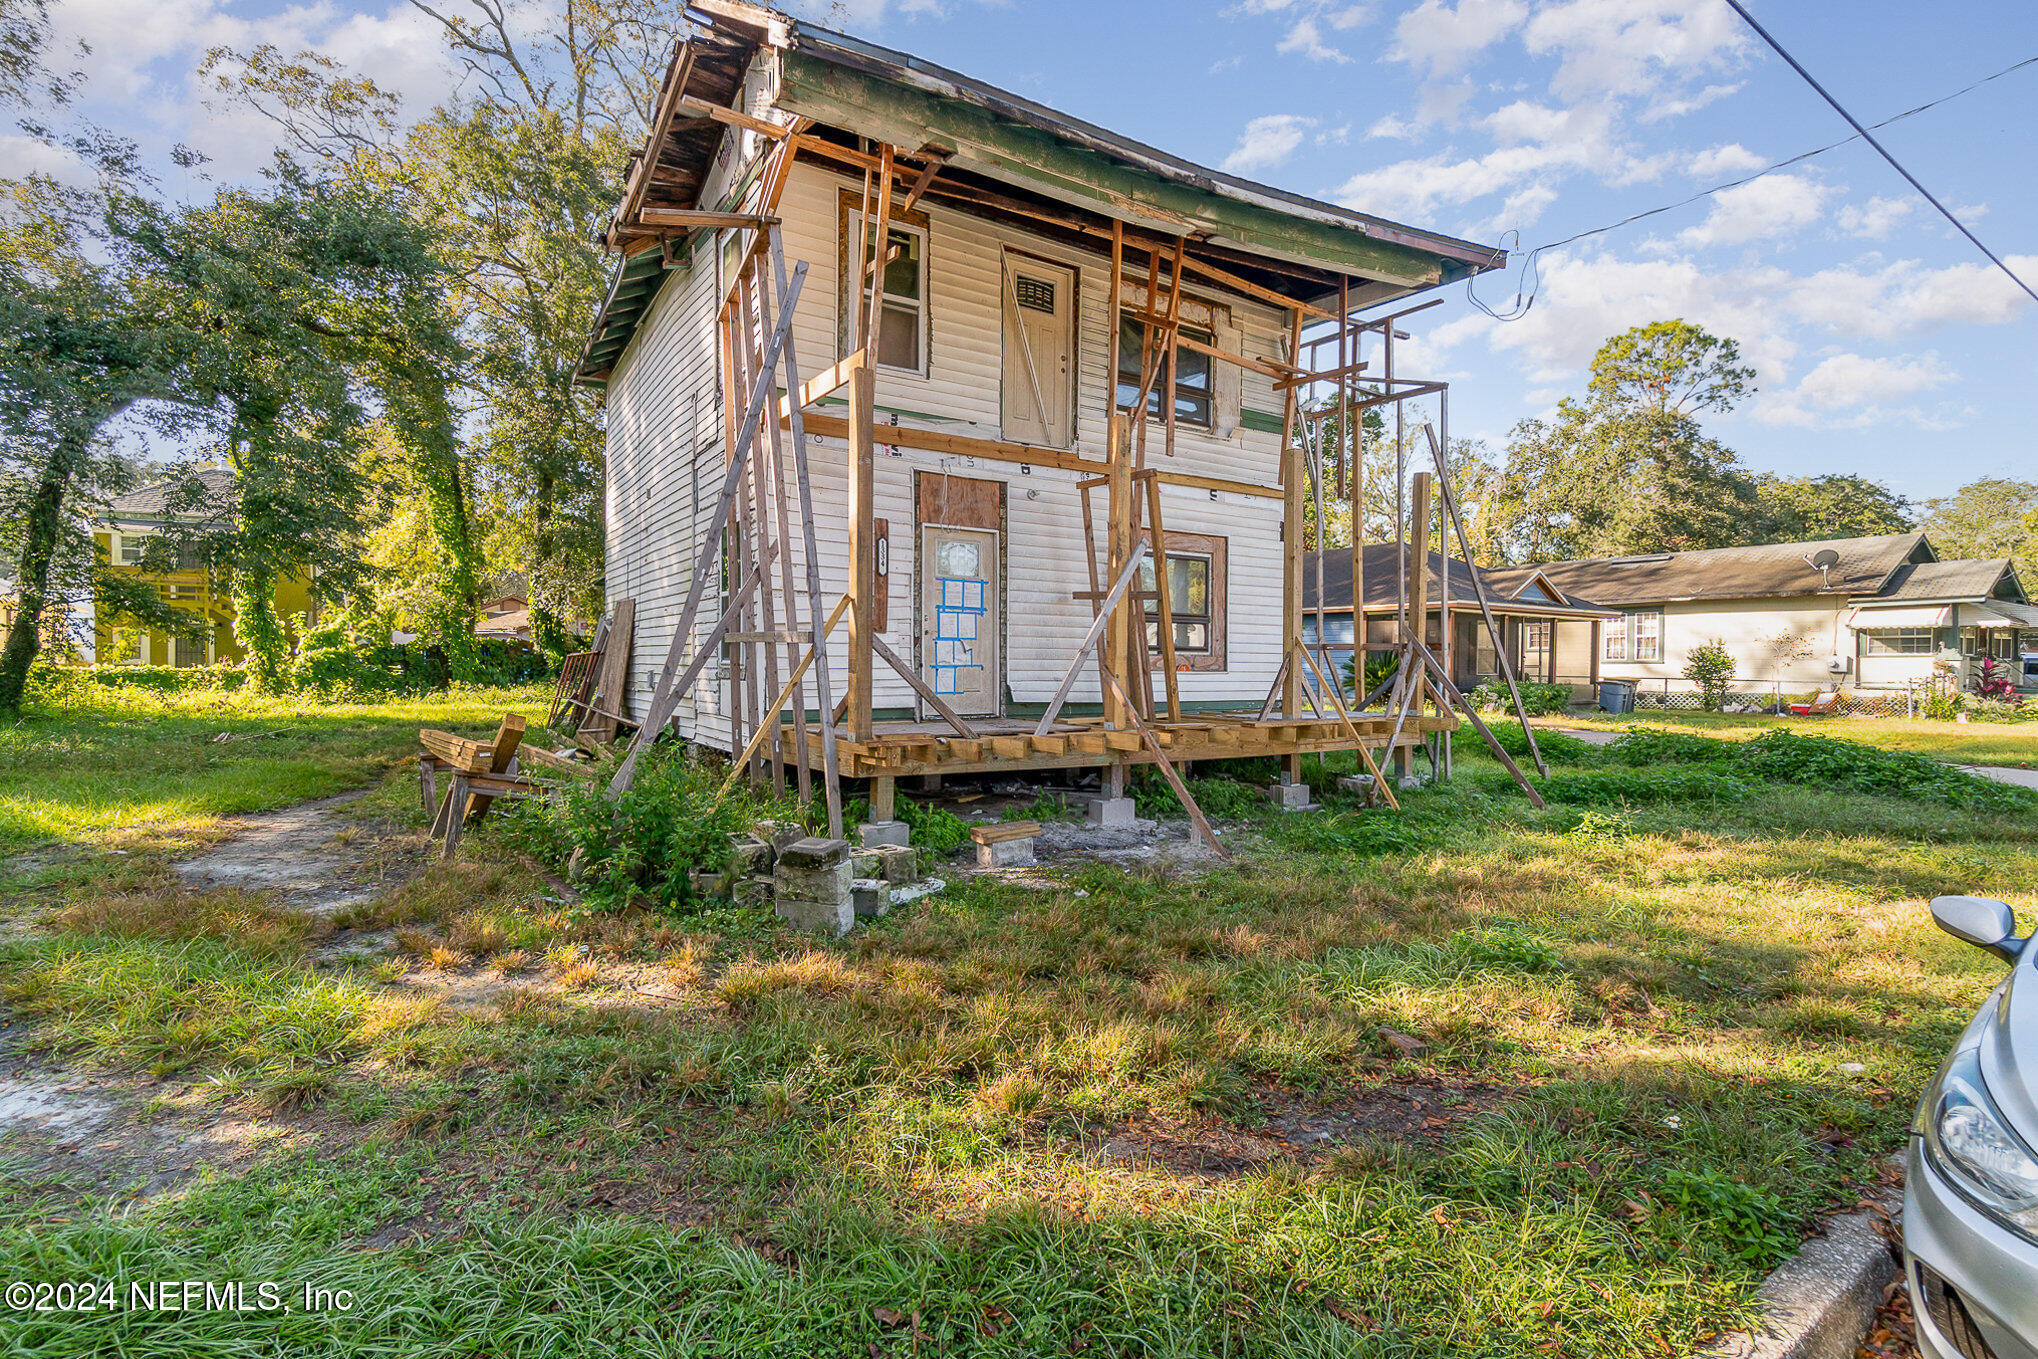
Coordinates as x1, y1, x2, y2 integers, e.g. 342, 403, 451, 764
1587, 319, 1755, 417
205, 2, 686, 652
1751, 473, 1912, 542
0, 138, 202, 710
1920, 478, 2038, 584
1684, 638, 1735, 711
0, 122, 465, 705
0, 0, 73, 106
1477, 321, 1765, 564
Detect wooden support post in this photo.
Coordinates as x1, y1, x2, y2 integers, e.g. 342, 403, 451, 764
1145, 474, 1181, 721
441, 776, 471, 860
1105, 412, 1135, 730
769, 228, 841, 836
846, 361, 877, 742
755, 248, 812, 803
1408, 471, 1434, 671
1097, 665, 1228, 860
1279, 306, 1304, 781
871, 774, 896, 823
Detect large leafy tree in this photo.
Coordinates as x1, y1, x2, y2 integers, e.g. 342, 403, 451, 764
0, 123, 465, 705
1921, 478, 2038, 585
1478, 321, 1766, 564
207, 1, 686, 653
1750, 473, 1913, 542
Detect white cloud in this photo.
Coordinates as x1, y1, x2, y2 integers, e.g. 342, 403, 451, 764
1333, 99, 1615, 224
1835, 196, 1913, 240
1222, 114, 1317, 173
1521, 0, 1747, 104
1786, 255, 2038, 340
1388, 0, 1527, 77
1278, 17, 1355, 63
1641, 81, 1742, 124
1685, 143, 1766, 179
1758, 353, 1959, 429
1671, 173, 1830, 249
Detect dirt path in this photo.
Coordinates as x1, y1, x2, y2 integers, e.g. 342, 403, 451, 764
174, 789, 408, 916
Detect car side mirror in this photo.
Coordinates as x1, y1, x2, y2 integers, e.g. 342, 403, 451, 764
1931, 895, 2027, 963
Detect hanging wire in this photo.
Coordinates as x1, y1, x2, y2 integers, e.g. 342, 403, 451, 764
1467, 51, 2038, 323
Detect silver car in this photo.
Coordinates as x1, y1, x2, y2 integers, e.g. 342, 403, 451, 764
1908, 895, 2038, 1359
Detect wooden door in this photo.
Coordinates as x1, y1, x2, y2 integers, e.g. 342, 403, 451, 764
1001, 255, 1074, 448
920, 525, 1000, 717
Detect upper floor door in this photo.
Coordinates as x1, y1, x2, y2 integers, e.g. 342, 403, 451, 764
1001, 253, 1074, 449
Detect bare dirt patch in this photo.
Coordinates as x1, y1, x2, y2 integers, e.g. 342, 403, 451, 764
176, 790, 418, 916
1075, 1076, 1511, 1181
0, 1025, 327, 1201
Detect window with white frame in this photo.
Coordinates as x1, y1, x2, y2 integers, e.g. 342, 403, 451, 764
1604, 610, 1662, 662
1632, 611, 1662, 662
1603, 614, 1628, 661
1860, 628, 1936, 656
114, 531, 147, 566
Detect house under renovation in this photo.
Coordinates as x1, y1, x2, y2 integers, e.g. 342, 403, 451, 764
576, 1, 1543, 836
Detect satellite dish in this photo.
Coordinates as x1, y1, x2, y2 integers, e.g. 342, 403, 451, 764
1810, 549, 1841, 570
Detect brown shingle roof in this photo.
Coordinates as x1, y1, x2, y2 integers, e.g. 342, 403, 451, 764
1874, 558, 2015, 602
1524, 532, 1929, 607
1303, 545, 1614, 616
105, 468, 235, 521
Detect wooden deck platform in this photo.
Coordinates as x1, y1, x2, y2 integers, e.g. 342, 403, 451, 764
793, 710, 1458, 778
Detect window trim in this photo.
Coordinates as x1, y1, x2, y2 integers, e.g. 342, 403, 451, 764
1604, 610, 1662, 662
1860, 627, 1938, 657
838, 190, 932, 377
1137, 530, 1226, 671
1117, 311, 1215, 431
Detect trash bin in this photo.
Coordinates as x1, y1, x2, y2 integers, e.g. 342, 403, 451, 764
1597, 680, 1635, 714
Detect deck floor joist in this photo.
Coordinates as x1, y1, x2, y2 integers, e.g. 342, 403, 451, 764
783, 711, 1458, 778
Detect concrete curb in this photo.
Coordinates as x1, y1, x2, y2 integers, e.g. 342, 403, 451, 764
1704, 1183, 1902, 1359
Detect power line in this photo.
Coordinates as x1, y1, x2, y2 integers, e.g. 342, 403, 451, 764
1465, 48, 2038, 322
1724, 0, 2037, 305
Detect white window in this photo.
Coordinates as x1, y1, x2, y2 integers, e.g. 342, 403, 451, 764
849, 219, 928, 374
114, 531, 147, 566
1605, 611, 1660, 662
111, 626, 147, 664
1633, 611, 1662, 662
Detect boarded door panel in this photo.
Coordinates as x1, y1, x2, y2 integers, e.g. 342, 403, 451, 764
920, 526, 1000, 717
1001, 255, 1074, 448
915, 472, 1002, 532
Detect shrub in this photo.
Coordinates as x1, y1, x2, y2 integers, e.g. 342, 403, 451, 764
1604, 730, 1736, 767
1682, 639, 1735, 711
896, 797, 972, 856
1129, 768, 1272, 820
1471, 681, 1573, 717
499, 743, 780, 913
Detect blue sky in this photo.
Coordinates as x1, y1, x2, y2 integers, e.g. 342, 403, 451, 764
29, 0, 2038, 506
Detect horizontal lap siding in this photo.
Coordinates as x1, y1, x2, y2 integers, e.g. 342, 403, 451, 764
601, 160, 1298, 749
604, 234, 732, 749
774, 162, 1292, 712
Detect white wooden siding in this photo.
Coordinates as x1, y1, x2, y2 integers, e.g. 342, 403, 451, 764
603, 156, 1294, 751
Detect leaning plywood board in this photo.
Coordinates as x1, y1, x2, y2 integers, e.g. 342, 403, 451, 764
580, 599, 635, 745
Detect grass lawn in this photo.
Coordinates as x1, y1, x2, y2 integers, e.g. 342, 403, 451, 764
0, 681, 558, 861
1549, 707, 2037, 767
2, 699, 2034, 1357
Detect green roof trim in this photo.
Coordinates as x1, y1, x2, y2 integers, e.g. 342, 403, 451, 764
779, 51, 1448, 289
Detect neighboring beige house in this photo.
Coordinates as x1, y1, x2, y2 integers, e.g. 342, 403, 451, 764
1501, 532, 2038, 703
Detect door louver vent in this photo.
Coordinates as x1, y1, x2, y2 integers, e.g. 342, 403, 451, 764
1015, 276, 1055, 313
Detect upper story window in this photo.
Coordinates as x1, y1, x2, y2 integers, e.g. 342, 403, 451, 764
1117, 314, 1213, 429
848, 219, 928, 374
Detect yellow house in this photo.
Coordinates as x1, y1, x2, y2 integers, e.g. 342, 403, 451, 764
93, 468, 316, 667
